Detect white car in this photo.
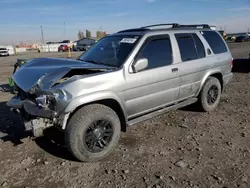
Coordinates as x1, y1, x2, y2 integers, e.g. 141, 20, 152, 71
0, 47, 9, 56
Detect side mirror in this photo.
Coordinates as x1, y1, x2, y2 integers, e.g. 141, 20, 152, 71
132, 58, 148, 73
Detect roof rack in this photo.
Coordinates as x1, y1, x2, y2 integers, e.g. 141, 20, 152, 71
141, 23, 179, 29
117, 23, 211, 33
177, 24, 210, 29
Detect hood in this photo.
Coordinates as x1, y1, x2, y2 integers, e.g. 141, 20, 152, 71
12, 58, 112, 92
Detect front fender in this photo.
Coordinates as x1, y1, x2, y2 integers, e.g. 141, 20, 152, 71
64, 91, 127, 118
195, 69, 222, 96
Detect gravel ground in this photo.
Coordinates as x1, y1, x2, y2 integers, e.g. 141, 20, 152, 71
0, 43, 250, 188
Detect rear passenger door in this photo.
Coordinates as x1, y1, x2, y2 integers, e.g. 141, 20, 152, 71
174, 33, 211, 100
125, 35, 180, 118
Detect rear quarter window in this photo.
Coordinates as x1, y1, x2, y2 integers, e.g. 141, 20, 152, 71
201, 31, 227, 54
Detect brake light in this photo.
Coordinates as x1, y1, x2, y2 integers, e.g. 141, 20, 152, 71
230, 58, 234, 70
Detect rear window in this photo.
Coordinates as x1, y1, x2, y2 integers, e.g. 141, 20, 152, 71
201, 31, 227, 54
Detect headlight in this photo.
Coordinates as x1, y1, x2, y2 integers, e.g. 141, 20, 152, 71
53, 89, 66, 99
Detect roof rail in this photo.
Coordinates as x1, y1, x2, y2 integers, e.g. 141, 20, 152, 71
141, 23, 179, 29
117, 23, 212, 33
177, 24, 211, 29
117, 28, 150, 33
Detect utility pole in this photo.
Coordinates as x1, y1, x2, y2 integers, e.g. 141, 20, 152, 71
64, 21, 66, 39
40, 25, 44, 44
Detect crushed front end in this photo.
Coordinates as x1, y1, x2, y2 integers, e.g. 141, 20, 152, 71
6, 57, 111, 137
7, 85, 59, 137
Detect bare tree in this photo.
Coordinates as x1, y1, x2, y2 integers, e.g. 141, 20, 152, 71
86, 30, 91, 38
77, 30, 84, 39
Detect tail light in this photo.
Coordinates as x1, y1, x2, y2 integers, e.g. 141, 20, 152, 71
230, 58, 234, 70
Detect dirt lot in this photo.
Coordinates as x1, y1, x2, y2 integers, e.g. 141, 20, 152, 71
0, 44, 250, 188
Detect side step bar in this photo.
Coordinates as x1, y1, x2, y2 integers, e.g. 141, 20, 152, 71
127, 98, 198, 126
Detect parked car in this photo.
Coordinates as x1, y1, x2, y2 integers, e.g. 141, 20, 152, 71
7, 23, 233, 162
60, 40, 71, 44
235, 35, 249, 42
0, 47, 9, 56
72, 40, 78, 51
58, 44, 69, 52
76, 38, 96, 51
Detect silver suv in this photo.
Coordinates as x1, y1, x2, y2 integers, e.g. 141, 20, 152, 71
7, 24, 233, 162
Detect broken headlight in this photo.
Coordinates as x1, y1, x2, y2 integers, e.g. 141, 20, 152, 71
36, 94, 48, 108
53, 89, 66, 99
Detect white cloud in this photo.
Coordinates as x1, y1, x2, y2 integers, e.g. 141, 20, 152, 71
147, 0, 156, 3
228, 7, 250, 11
112, 12, 129, 17
0, 0, 29, 3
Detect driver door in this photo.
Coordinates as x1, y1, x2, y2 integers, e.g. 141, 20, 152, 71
124, 35, 180, 119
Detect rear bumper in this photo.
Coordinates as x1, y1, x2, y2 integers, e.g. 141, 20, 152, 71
223, 73, 233, 86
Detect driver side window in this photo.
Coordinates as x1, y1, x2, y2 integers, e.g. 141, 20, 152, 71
136, 35, 173, 70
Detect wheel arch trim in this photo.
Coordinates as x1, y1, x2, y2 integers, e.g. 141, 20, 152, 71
196, 70, 223, 96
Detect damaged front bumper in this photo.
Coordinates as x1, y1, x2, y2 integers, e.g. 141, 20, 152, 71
7, 97, 57, 137
7, 97, 57, 118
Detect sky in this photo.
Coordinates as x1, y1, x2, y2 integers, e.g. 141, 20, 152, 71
0, 0, 250, 44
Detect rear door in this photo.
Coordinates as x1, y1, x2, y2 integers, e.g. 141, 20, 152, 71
124, 35, 180, 118
174, 33, 210, 100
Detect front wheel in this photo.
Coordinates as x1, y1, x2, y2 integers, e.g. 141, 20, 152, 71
197, 77, 222, 112
65, 104, 121, 162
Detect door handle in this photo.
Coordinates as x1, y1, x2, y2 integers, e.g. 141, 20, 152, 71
172, 68, 178, 72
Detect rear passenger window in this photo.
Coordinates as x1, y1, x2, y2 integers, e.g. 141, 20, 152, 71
136, 37, 172, 70
192, 34, 205, 58
175, 34, 197, 62
201, 31, 227, 54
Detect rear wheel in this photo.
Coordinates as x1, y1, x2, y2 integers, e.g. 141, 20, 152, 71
197, 77, 222, 112
65, 104, 121, 162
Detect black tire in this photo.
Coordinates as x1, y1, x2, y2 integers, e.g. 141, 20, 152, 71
65, 104, 121, 162
197, 77, 222, 112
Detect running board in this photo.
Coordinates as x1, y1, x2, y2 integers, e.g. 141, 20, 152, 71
127, 98, 198, 126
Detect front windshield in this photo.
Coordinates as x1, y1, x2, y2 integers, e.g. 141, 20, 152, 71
79, 35, 141, 67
